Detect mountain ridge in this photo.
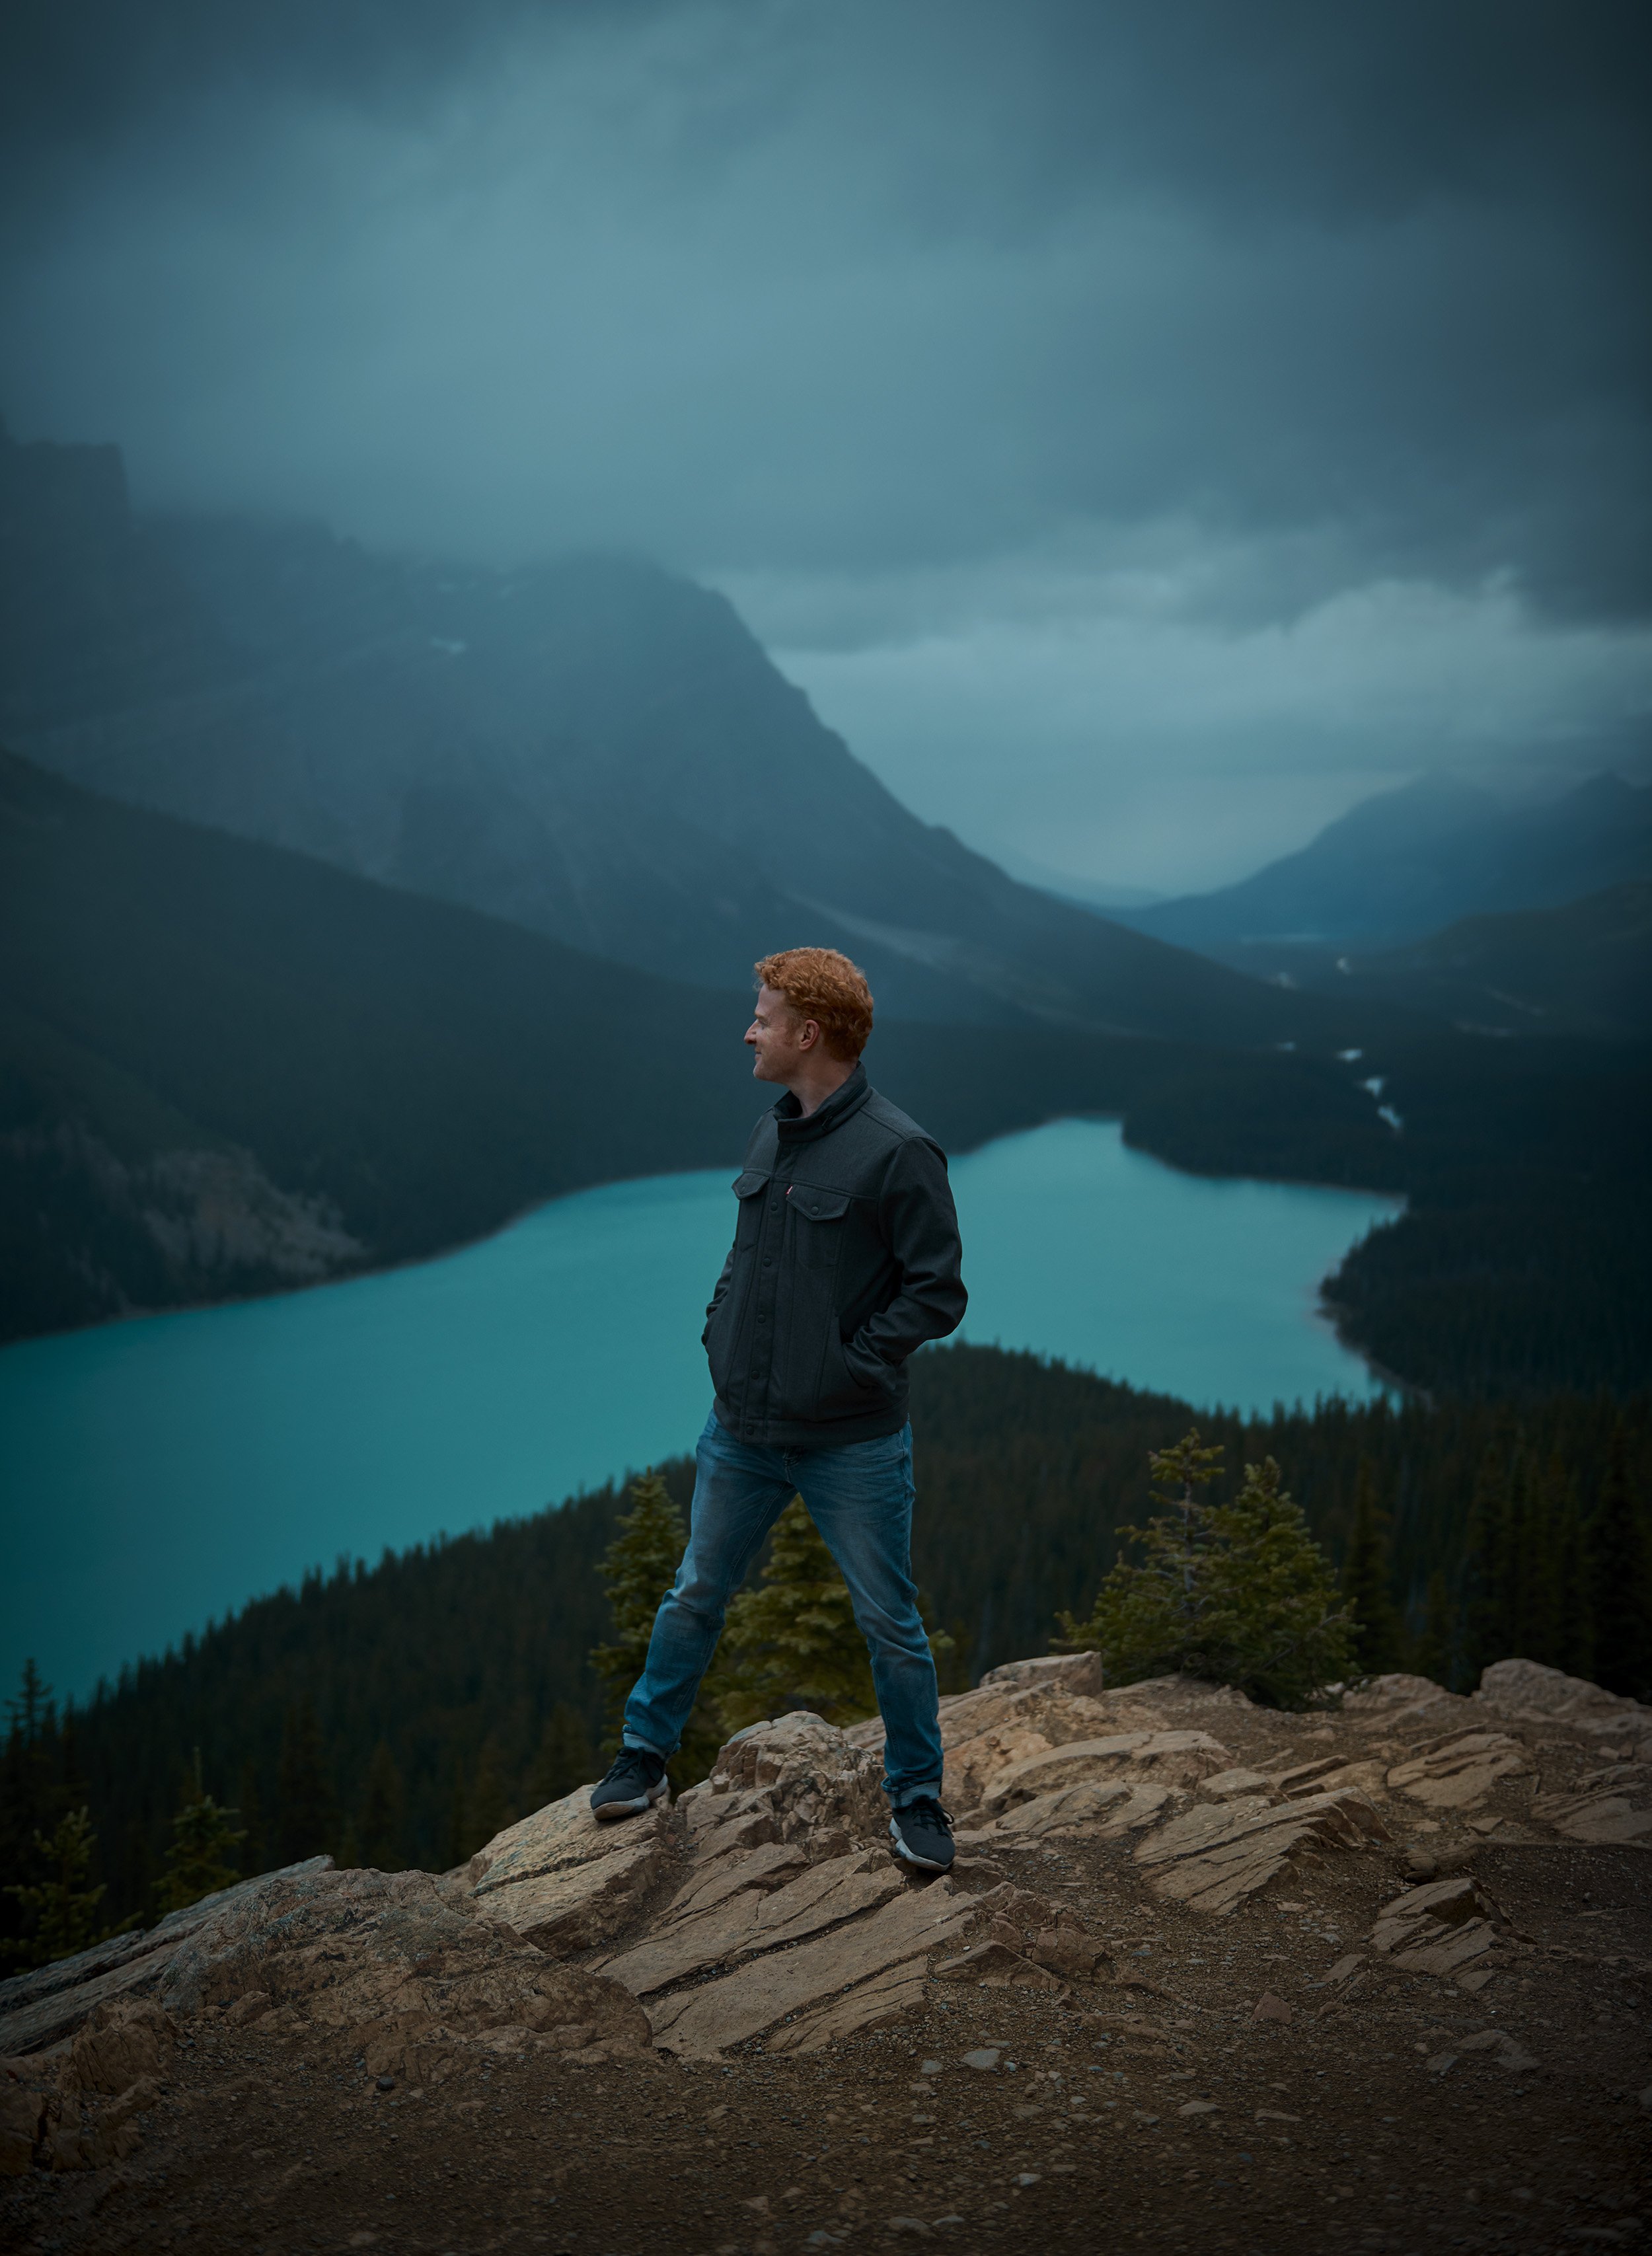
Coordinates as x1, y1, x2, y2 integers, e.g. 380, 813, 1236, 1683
1, 424, 1392, 1052
1, 745, 1412, 1347
1117, 770, 1652, 958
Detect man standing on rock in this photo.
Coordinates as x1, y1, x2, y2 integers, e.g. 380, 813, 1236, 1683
589, 947, 967, 1871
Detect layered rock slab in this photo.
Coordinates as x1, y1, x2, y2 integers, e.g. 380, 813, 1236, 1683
1528, 1786, 1652, 1845
646, 1878, 974, 2056
1367, 1873, 1519, 1978
977, 1729, 1231, 1813
763, 1958, 931, 2053
961, 1778, 1175, 1844
594, 1849, 905, 1998
1386, 1731, 1531, 1811
467, 1792, 682, 1951
1135, 1786, 1390, 1914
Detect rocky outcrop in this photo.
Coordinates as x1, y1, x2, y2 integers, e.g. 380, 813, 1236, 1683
3, 1647, 1647, 2154
153, 1864, 654, 2077
0, 1861, 652, 2171
0, 1856, 333, 2056
1474, 1659, 1652, 1747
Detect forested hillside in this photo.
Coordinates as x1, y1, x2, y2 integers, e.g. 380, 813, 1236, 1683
4, 1343, 1645, 1956
0, 743, 1407, 1345
1174, 881, 1652, 1043
7, 745, 1649, 1393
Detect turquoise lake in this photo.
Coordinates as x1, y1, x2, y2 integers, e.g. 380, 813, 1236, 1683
0, 1117, 1402, 1699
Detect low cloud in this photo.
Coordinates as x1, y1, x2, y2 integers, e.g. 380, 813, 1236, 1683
2, 0, 1647, 886
759, 565, 1652, 892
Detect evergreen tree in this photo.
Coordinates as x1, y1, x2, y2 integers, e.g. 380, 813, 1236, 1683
357, 1741, 408, 1871
443, 1767, 470, 1872
1462, 1445, 1513, 1676
236, 1758, 268, 1881
4, 1809, 130, 1970
591, 1470, 725, 1780
157, 1750, 245, 1914
275, 1694, 338, 1864
459, 1736, 513, 1862
1587, 1421, 1652, 1699
525, 1705, 595, 1809
1341, 1458, 1402, 1675
1502, 1450, 1537, 1659
1551, 1482, 1591, 1680
0, 1661, 60, 1967
7, 1659, 52, 1746
1410, 1569, 1457, 1689
1057, 1432, 1353, 1708
716, 1497, 879, 1737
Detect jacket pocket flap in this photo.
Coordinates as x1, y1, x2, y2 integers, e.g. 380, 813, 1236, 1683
790, 1185, 852, 1222
732, 1169, 769, 1198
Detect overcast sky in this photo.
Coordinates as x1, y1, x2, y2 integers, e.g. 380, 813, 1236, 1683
3, 0, 1648, 890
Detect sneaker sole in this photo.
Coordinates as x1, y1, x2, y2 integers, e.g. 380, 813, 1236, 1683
591, 1780, 669, 1823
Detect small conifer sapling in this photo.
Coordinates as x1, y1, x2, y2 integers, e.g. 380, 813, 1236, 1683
592, 1470, 726, 1783
1057, 1429, 1354, 1708
157, 1750, 245, 1914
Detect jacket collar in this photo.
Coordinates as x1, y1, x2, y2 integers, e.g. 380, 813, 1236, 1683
773, 1061, 872, 1144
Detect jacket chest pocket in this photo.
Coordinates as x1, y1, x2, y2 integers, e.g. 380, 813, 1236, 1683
731, 1170, 769, 1251
789, 1184, 852, 1269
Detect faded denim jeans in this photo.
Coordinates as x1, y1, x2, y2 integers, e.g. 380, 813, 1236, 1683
622, 1409, 944, 1806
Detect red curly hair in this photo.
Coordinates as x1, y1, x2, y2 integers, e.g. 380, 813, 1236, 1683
754, 947, 875, 1061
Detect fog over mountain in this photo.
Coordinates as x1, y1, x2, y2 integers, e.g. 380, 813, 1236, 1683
2, 1, 1648, 891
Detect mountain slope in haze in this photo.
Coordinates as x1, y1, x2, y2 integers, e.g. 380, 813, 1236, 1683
1314, 882, 1652, 1041
0, 424, 1388, 1053
0, 747, 1410, 1345
1119, 772, 1652, 957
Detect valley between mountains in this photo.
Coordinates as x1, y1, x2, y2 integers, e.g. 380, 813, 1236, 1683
4, 1655, 1649, 2255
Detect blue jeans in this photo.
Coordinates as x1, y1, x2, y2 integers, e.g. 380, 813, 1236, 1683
622, 1410, 944, 1807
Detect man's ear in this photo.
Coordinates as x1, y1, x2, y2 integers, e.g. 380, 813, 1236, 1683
798, 1018, 821, 1050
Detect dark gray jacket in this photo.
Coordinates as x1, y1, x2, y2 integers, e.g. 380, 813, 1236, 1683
703, 1064, 967, 1448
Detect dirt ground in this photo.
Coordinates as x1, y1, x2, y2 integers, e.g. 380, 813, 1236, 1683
6, 1836, 1647, 2256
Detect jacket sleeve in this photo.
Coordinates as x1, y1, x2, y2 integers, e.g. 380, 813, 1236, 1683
849, 1137, 967, 1372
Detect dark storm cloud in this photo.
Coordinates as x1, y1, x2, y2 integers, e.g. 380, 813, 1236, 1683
3, 0, 1647, 611
2, 1, 1647, 887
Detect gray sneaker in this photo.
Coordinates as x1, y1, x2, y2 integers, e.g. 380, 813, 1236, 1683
590, 1747, 668, 1822
889, 1797, 955, 1871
